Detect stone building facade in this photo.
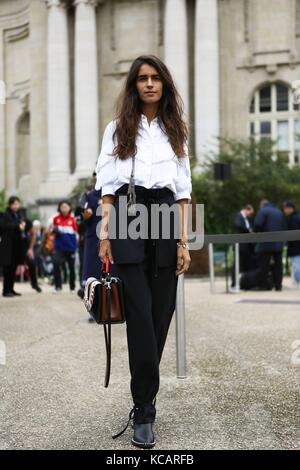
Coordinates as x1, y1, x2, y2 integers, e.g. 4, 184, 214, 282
0, 0, 300, 222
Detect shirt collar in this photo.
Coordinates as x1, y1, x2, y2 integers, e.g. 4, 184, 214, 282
141, 113, 159, 124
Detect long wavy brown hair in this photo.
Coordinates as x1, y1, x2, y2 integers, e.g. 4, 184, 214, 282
110, 55, 189, 160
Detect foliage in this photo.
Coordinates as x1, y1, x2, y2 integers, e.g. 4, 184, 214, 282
0, 189, 6, 212
68, 177, 96, 209
192, 137, 300, 235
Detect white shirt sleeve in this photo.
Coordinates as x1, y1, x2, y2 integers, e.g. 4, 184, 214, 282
174, 141, 192, 202
95, 120, 118, 196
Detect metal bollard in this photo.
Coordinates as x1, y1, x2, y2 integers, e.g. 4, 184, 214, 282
175, 273, 187, 379
234, 242, 240, 292
208, 243, 215, 293
229, 243, 240, 293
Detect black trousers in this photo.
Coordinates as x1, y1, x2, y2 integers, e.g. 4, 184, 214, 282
241, 251, 283, 290
24, 255, 39, 289
53, 250, 76, 290
2, 255, 39, 294
116, 259, 178, 422
231, 246, 256, 287
258, 251, 283, 289
112, 184, 179, 423
2, 263, 18, 294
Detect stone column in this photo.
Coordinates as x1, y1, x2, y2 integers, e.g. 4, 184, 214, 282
194, 0, 220, 168
0, 80, 5, 104
73, 0, 99, 178
164, 0, 189, 120
45, 0, 70, 181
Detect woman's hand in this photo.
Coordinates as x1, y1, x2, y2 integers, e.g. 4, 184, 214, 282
98, 239, 114, 264
82, 208, 93, 220
27, 248, 34, 260
175, 246, 191, 276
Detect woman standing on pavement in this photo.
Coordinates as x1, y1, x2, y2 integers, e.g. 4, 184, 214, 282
95, 55, 192, 449
0, 196, 25, 297
51, 200, 78, 293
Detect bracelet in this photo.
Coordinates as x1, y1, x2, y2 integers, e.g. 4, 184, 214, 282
99, 235, 109, 241
177, 241, 190, 249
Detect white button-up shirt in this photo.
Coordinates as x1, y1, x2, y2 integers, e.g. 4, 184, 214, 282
94, 113, 192, 202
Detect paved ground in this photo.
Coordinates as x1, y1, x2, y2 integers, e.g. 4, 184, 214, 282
0, 276, 299, 450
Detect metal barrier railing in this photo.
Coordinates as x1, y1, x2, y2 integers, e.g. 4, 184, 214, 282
205, 229, 300, 295
175, 229, 300, 378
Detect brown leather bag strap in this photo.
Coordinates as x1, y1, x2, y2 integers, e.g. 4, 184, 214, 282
103, 282, 112, 388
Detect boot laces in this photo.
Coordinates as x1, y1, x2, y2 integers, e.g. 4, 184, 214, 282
111, 406, 137, 439
112, 398, 156, 440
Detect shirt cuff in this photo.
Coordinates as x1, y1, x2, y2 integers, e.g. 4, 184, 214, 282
101, 184, 116, 197
174, 191, 191, 202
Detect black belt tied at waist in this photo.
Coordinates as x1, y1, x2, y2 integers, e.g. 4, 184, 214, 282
114, 184, 175, 278
115, 183, 174, 200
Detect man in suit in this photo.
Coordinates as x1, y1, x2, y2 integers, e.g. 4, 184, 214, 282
283, 200, 300, 286
241, 199, 286, 290
231, 204, 254, 287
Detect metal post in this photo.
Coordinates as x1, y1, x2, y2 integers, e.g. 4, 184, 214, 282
208, 243, 215, 293
229, 243, 240, 293
175, 273, 187, 379
225, 246, 229, 293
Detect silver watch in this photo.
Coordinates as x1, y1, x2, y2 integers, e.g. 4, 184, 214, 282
177, 241, 190, 249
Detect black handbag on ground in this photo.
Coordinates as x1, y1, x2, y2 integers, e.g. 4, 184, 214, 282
83, 257, 125, 387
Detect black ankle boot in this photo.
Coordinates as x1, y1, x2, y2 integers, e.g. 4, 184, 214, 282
132, 422, 155, 449
112, 403, 156, 448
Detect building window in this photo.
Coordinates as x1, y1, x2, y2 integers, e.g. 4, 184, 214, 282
276, 84, 289, 111
248, 82, 300, 165
259, 86, 271, 112
260, 121, 271, 139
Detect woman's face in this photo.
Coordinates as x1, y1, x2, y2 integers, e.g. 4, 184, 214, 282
60, 203, 71, 217
136, 63, 163, 105
9, 200, 21, 212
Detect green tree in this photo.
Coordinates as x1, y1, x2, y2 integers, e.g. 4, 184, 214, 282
0, 189, 6, 212
68, 176, 96, 209
192, 137, 300, 235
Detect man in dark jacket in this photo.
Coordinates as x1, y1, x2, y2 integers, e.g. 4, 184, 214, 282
0, 196, 25, 297
283, 201, 300, 285
22, 215, 42, 293
231, 204, 255, 287
241, 200, 286, 290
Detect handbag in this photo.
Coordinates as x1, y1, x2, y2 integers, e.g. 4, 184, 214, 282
83, 257, 126, 387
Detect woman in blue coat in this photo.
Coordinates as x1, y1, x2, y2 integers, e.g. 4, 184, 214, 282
81, 187, 118, 321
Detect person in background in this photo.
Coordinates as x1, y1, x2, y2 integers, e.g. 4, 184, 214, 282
51, 200, 78, 293
283, 201, 300, 287
21, 211, 42, 293
231, 204, 255, 288
0, 196, 25, 297
39, 220, 55, 284
241, 199, 286, 291
32, 220, 45, 278
74, 192, 90, 298
79, 178, 119, 322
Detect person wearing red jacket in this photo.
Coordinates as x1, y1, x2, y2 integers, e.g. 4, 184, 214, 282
51, 200, 78, 293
